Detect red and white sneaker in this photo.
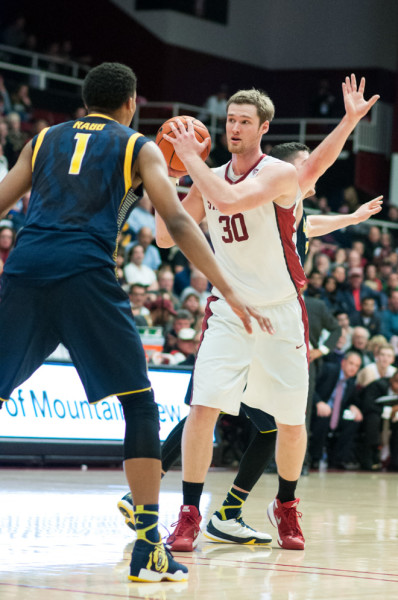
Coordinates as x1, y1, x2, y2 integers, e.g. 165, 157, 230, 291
166, 505, 202, 552
267, 498, 305, 550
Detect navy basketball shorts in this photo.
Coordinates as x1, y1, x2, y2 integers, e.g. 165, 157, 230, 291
0, 268, 150, 404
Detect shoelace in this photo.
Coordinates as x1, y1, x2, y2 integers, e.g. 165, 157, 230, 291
169, 513, 200, 536
235, 516, 255, 532
284, 506, 303, 536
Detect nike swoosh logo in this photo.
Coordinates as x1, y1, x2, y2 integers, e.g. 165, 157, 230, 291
296, 344, 304, 349
276, 516, 282, 525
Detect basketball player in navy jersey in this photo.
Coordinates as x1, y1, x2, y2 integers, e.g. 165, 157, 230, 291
0, 62, 273, 583
155, 74, 379, 552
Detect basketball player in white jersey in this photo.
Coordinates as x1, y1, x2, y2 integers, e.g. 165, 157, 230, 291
156, 75, 379, 552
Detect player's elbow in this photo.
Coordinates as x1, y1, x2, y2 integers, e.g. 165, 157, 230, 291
155, 231, 174, 248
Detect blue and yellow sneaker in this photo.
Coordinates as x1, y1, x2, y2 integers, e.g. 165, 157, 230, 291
129, 540, 188, 582
117, 492, 135, 531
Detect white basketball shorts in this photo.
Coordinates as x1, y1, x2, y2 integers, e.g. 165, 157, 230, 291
190, 294, 309, 426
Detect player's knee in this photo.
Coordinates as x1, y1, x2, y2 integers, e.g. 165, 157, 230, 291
277, 422, 306, 444
189, 404, 220, 428
118, 389, 161, 460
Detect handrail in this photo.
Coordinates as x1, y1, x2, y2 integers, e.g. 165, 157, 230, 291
0, 60, 83, 90
0, 43, 89, 78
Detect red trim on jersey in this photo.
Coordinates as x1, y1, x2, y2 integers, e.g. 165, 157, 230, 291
224, 155, 266, 184
188, 295, 219, 406
298, 293, 310, 368
274, 203, 307, 293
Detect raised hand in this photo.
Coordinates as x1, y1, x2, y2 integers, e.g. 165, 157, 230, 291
353, 195, 383, 223
342, 74, 380, 123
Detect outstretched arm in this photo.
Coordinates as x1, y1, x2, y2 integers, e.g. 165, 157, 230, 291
306, 196, 383, 238
298, 75, 379, 196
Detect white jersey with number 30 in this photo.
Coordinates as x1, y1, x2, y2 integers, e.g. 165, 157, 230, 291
204, 154, 306, 307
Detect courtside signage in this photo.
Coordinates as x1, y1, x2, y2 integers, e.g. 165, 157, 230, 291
0, 363, 191, 442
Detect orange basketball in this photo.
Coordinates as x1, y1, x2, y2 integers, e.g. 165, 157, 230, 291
155, 115, 211, 177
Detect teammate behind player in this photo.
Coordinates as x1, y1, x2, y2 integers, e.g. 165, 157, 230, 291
0, 62, 272, 582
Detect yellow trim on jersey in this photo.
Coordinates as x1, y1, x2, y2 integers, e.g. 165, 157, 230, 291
87, 112, 116, 121
91, 386, 152, 404
31, 127, 50, 171
259, 428, 278, 434
124, 132, 143, 195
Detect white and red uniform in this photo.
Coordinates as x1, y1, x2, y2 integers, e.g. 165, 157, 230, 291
191, 155, 309, 425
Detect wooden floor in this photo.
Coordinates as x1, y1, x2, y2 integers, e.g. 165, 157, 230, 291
0, 467, 397, 599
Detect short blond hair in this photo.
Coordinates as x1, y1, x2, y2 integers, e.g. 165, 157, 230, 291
227, 89, 275, 124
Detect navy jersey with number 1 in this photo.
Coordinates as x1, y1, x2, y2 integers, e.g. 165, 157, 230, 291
5, 113, 150, 280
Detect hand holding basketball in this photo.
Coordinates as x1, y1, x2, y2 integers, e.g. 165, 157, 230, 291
155, 115, 211, 177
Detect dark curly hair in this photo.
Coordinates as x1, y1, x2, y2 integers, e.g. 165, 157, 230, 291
82, 62, 137, 112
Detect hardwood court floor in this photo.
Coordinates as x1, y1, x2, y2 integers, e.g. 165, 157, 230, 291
0, 467, 397, 600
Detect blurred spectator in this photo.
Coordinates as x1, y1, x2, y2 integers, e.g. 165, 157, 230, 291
133, 226, 161, 270
335, 267, 382, 318
331, 264, 347, 291
358, 371, 398, 470
0, 75, 12, 116
367, 334, 389, 361
180, 288, 204, 325
363, 225, 381, 262
11, 83, 32, 122
314, 252, 331, 277
305, 270, 324, 297
335, 311, 353, 353
163, 309, 195, 353
356, 344, 396, 388
4, 112, 27, 168
364, 263, 382, 292
304, 290, 341, 462
124, 243, 156, 286
333, 248, 347, 267
381, 290, 398, 352
31, 118, 49, 136
126, 191, 156, 236
350, 297, 382, 336
146, 297, 176, 329
321, 275, 340, 313
309, 351, 362, 469
374, 231, 395, 265
181, 268, 210, 309
0, 224, 15, 264
379, 259, 394, 292
383, 272, 398, 298
346, 248, 363, 270
351, 240, 367, 268
128, 283, 151, 325
0, 142, 8, 182
45, 41, 63, 73
347, 326, 372, 367
2, 17, 27, 48
310, 78, 336, 117
157, 266, 179, 308
0, 118, 8, 145
198, 84, 228, 125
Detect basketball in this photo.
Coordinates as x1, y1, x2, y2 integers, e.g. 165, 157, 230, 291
155, 115, 211, 177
